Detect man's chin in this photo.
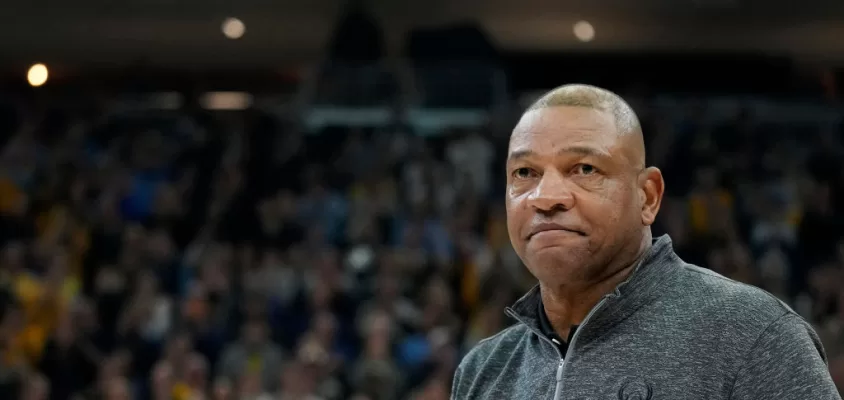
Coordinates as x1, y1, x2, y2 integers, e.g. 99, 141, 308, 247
525, 246, 591, 272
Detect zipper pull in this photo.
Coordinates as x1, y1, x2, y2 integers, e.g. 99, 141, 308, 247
556, 359, 565, 382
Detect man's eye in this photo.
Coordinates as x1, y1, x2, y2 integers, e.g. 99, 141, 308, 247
513, 168, 536, 179
575, 164, 598, 175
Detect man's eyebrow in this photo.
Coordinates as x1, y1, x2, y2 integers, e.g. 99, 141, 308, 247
507, 146, 611, 161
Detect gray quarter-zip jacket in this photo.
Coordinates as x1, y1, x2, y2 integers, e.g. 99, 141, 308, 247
451, 236, 841, 399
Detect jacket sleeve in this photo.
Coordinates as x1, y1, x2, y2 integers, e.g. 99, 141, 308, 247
452, 348, 481, 400
730, 313, 841, 400
451, 363, 464, 400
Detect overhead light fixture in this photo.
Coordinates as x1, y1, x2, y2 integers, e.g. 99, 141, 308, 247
27, 63, 49, 87
222, 17, 246, 39
573, 21, 595, 42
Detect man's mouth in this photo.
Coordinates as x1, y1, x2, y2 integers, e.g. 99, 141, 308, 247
527, 223, 586, 239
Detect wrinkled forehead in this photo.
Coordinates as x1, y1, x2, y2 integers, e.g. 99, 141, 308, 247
509, 106, 642, 169
510, 107, 618, 151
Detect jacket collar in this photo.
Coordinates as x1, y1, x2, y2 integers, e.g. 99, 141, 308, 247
506, 235, 681, 337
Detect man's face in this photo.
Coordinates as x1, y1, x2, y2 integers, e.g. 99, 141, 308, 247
506, 106, 649, 284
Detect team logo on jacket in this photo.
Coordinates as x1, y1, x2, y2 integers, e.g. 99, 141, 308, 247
617, 379, 653, 400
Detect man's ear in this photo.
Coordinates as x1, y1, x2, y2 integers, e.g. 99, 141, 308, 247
639, 167, 664, 226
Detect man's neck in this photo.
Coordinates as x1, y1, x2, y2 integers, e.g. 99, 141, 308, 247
540, 236, 651, 340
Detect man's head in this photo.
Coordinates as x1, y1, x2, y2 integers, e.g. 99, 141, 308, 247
506, 84, 664, 287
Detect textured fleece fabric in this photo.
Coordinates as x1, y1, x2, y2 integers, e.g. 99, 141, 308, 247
452, 235, 841, 399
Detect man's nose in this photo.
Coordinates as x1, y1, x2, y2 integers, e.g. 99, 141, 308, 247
526, 170, 575, 212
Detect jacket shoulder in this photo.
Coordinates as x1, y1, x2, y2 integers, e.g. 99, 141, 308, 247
456, 323, 529, 375
674, 263, 797, 323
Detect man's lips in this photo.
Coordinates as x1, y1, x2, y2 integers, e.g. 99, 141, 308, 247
527, 223, 586, 239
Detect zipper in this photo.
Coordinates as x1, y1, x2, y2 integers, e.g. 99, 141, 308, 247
554, 295, 611, 399
506, 294, 613, 400
554, 358, 565, 400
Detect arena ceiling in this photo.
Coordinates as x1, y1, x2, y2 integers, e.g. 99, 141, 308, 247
1, 0, 843, 68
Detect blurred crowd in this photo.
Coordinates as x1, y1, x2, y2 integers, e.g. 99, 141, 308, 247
0, 94, 843, 400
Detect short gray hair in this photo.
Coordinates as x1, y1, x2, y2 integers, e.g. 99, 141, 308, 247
526, 84, 641, 136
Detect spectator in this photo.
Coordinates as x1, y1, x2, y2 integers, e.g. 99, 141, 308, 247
21, 373, 49, 400
217, 319, 285, 392
277, 360, 323, 400
38, 313, 98, 399
445, 130, 495, 197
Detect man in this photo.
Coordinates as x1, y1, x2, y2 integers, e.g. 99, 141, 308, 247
451, 84, 840, 399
